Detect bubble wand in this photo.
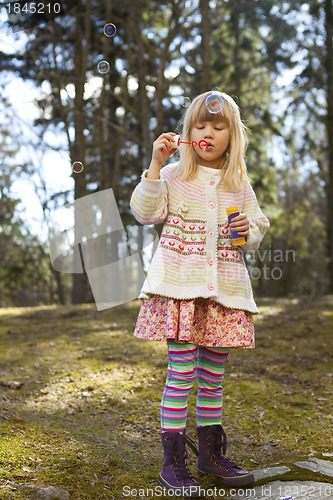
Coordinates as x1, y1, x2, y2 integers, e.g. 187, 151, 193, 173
168, 135, 208, 150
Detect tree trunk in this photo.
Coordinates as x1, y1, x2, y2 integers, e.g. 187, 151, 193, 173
72, 1, 90, 304
99, 80, 108, 191
155, 2, 180, 137
230, 1, 242, 108
200, 0, 211, 91
325, 0, 333, 292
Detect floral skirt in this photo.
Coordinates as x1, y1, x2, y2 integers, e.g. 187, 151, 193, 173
133, 295, 255, 348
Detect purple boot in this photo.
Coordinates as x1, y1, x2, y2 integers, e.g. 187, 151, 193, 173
197, 425, 254, 487
159, 431, 202, 497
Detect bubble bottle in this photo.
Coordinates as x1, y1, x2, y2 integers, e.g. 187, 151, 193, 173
226, 206, 246, 246
169, 135, 181, 148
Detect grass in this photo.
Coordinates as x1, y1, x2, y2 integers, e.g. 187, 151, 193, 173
0, 296, 332, 499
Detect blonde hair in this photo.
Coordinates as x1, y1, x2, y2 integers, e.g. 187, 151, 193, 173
177, 91, 250, 191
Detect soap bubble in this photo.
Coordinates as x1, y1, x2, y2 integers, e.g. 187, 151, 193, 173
103, 23, 116, 37
206, 93, 224, 113
183, 97, 191, 107
97, 60, 110, 74
72, 161, 84, 174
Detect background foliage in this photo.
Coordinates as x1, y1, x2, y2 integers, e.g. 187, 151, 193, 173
0, 0, 332, 306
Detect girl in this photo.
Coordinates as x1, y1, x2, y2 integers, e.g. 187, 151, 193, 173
130, 91, 269, 497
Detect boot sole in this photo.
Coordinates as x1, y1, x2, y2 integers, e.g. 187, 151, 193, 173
197, 468, 254, 487
158, 473, 203, 497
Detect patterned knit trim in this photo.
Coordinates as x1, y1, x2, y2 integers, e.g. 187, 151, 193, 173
138, 291, 259, 314
167, 211, 206, 224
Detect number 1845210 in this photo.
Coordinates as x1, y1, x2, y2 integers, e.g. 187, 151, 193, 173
279, 484, 333, 497
6, 3, 61, 14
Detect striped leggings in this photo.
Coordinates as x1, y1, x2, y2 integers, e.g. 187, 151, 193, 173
161, 340, 229, 431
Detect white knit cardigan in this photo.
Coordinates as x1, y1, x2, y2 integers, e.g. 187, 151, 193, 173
130, 162, 270, 313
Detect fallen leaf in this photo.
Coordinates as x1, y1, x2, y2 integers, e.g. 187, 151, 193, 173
9, 413, 25, 423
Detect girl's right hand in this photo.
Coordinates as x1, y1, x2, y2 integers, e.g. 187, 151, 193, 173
147, 132, 177, 180
151, 132, 177, 166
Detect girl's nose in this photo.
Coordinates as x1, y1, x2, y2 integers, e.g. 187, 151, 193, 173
203, 127, 213, 137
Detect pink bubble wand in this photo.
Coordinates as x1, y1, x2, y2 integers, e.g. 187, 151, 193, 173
169, 135, 208, 150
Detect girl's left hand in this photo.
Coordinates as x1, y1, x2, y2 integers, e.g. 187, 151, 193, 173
224, 213, 250, 236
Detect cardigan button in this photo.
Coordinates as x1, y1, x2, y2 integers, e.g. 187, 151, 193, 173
208, 259, 214, 266
209, 202, 215, 209
208, 284, 215, 291
208, 231, 215, 238
209, 180, 215, 185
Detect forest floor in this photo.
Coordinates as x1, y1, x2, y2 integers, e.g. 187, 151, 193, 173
0, 296, 332, 499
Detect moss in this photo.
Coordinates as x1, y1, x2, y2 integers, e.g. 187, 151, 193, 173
0, 297, 332, 498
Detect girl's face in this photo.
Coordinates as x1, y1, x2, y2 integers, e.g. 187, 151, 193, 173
190, 120, 230, 169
